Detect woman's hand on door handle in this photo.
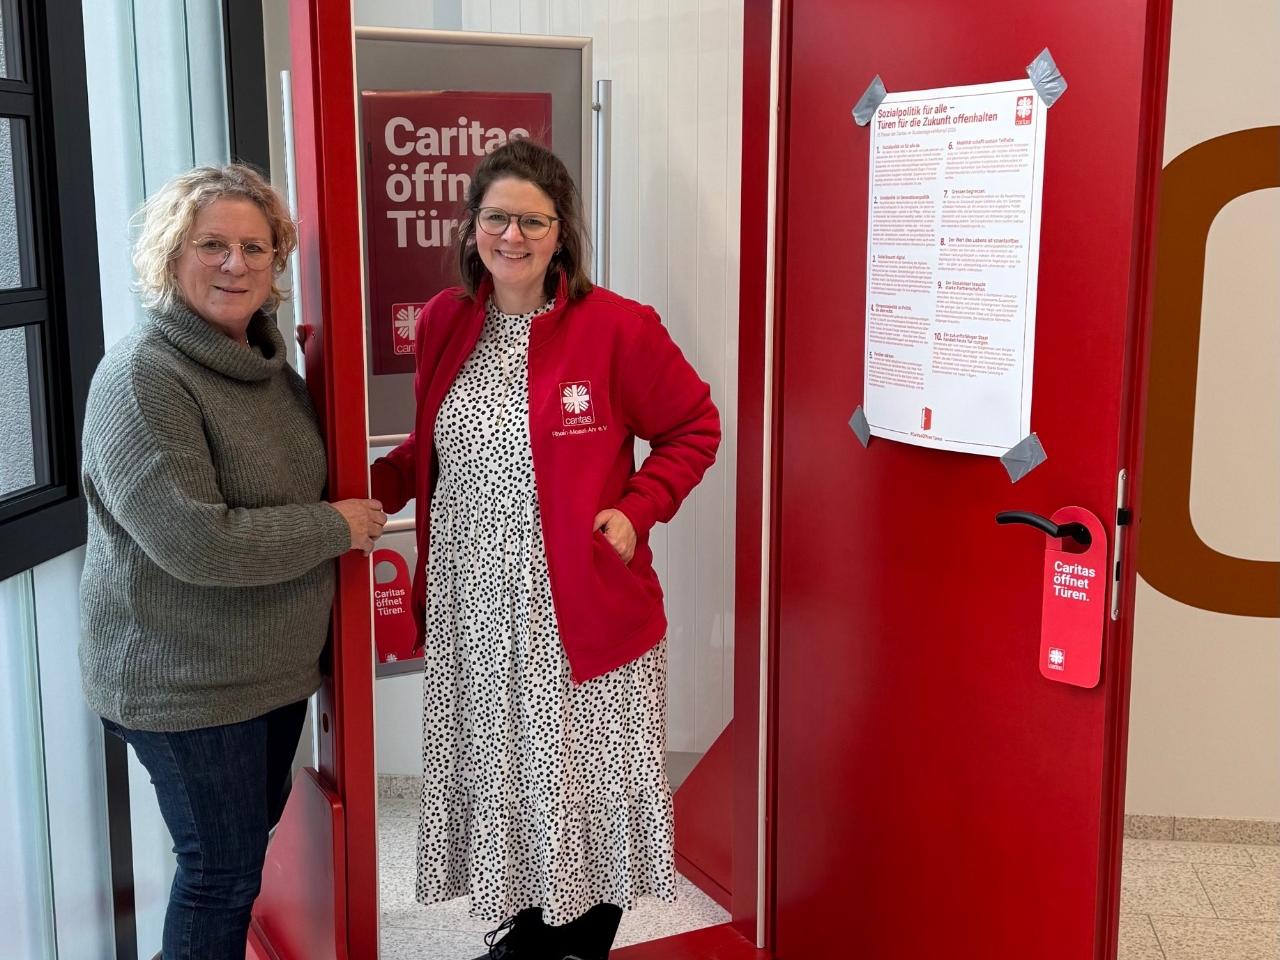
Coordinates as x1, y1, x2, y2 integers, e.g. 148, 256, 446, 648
331, 499, 388, 554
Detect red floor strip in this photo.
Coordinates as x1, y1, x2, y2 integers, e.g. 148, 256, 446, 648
613, 923, 770, 960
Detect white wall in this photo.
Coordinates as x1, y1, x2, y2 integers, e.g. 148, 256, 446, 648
355, 0, 743, 766
1124, 0, 1280, 821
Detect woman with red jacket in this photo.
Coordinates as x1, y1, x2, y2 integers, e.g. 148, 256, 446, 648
371, 138, 720, 960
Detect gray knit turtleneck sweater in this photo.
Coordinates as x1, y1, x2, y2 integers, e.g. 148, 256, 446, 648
79, 301, 352, 732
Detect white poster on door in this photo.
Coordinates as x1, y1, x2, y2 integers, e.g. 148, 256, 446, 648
863, 79, 1047, 455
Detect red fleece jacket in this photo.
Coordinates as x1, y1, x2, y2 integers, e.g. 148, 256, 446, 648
370, 276, 720, 682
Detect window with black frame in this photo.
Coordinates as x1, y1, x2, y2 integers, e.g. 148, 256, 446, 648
0, 0, 102, 582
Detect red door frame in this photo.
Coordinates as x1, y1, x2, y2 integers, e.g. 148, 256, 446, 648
255, 2, 776, 958
728, 0, 776, 947
252, 1, 378, 958
758, 0, 1172, 957
1094, 0, 1175, 952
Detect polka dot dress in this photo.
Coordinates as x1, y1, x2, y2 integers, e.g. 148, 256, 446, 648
416, 297, 677, 927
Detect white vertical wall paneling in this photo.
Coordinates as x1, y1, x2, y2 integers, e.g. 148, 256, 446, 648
359, 0, 437, 29
364, 0, 743, 759
490, 0, 520, 32
521, 0, 550, 35
635, 0, 671, 739
435, 0, 462, 31
547, 0, 580, 36
692, 0, 731, 749
662, 0, 702, 752
722, 0, 743, 708
462, 0, 492, 32
605, 0, 637, 301
585, 0, 611, 83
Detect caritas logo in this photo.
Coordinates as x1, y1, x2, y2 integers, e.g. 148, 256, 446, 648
391, 302, 426, 356
559, 381, 596, 426
1015, 95, 1033, 126
921, 406, 933, 431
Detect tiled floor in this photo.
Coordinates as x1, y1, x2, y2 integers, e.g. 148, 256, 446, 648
376, 796, 729, 960
379, 796, 1278, 959
1120, 838, 1280, 960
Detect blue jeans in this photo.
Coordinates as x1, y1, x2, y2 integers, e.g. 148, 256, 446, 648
103, 700, 308, 960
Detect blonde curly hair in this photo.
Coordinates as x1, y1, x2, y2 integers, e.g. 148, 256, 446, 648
132, 163, 298, 314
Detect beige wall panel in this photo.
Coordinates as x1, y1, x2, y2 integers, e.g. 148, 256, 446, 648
1190, 189, 1280, 560
1126, 0, 1279, 818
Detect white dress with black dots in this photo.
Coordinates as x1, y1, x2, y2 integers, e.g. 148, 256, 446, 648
415, 297, 677, 926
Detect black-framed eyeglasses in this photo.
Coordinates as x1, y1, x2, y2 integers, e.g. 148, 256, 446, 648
190, 237, 276, 270
474, 207, 560, 240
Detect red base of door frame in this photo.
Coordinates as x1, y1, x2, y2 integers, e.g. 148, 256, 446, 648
614, 923, 769, 960
250, 768, 347, 960
674, 724, 735, 911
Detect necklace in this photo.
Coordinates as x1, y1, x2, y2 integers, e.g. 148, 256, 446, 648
488, 303, 525, 429
493, 337, 518, 428
486, 297, 552, 428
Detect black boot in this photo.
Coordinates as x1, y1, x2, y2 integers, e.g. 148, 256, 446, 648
553, 903, 623, 960
473, 907, 548, 960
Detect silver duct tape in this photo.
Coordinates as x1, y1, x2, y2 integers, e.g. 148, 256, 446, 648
1026, 48, 1067, 107
849, 405, 871, 447
852, 75, 887, 126
1001, 433, 1047, 482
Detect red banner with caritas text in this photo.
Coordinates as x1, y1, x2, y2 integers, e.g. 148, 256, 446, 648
361, 90, 553, 375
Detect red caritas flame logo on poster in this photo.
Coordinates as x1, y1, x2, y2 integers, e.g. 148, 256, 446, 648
391, 302, 426, 355
1015, 95, 1033, 125
361, 91, 553, 375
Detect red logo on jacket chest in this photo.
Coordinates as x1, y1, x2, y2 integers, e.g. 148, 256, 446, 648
559, 381, 596, 426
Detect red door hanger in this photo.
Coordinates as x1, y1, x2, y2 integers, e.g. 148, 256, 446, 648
1038, 506, 1107, 688
372, 548, 420, 664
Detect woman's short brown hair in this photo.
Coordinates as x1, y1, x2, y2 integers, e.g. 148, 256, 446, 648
132, 163, 298, 314
456, 138, 593, 302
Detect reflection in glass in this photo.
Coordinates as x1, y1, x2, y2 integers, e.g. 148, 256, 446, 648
0, 1, 22, 80
0, 117, 36, 290
0, 325, 45, 500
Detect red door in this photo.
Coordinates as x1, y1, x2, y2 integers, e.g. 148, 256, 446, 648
768, 1, 1169, 958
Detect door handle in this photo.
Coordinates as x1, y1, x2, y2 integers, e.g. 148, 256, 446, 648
996, 510, 1093, 547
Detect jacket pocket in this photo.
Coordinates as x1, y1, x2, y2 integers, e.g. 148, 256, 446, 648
590, 530, 658, 621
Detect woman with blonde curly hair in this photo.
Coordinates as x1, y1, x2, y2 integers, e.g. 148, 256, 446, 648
79, 163, 386, 959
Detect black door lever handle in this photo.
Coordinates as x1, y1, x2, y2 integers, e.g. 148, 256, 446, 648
996, 510, 1093, 547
